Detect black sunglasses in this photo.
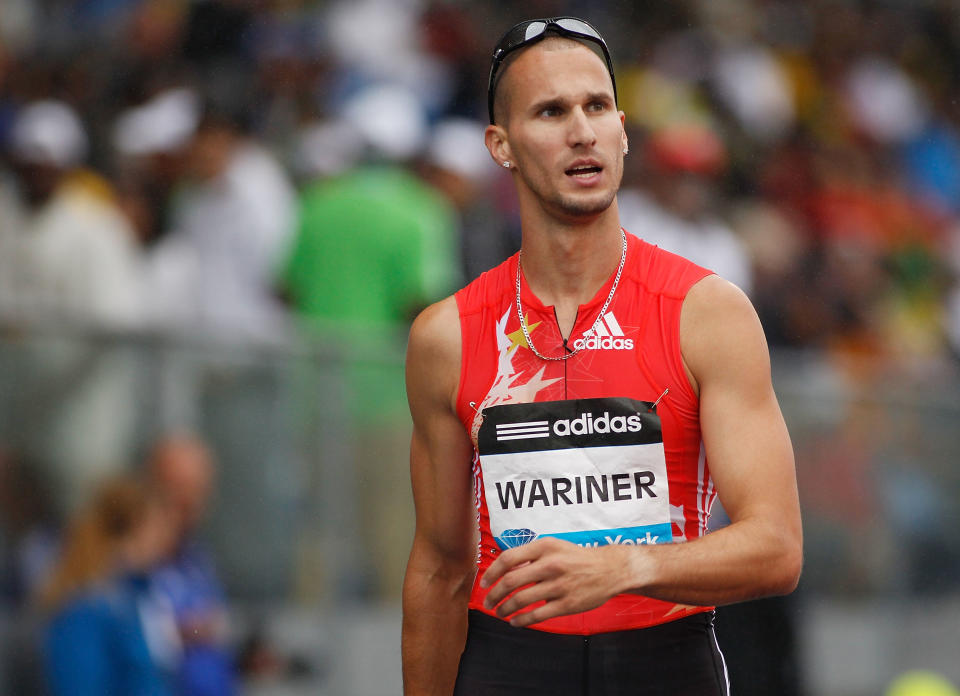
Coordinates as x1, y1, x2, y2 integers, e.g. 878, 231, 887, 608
487, 17, 617, 124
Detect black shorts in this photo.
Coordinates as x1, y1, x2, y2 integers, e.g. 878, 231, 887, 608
454, 609, 730, 696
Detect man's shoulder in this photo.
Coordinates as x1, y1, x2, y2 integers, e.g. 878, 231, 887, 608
408, 295, 461, 363
407, 295, 463, 410
683, 273, 750, 311
680, 274, 764, 387
627, 233, 713, 299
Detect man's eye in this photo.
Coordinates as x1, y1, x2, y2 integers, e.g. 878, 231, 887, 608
588, 101, 606, 112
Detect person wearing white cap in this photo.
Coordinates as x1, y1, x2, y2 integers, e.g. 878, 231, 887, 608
0, 100, 143, 518
419, 117, 517, 282
140, 103, 296, 340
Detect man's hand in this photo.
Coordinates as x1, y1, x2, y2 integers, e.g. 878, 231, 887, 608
480, 537, 632, 628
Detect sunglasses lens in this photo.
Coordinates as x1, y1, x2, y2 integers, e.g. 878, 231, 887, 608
522, 21, 547, 42
554, 18, 601, 40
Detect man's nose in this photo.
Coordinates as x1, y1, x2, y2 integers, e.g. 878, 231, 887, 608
566, 107, 598, 148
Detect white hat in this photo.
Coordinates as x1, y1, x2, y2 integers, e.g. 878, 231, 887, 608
846, 57, 927, 143
342, 83, 427, 162
291, 119, 366, 179
426, 118, 496, 182
9, 100, 88, 168
112, 88, 200, 157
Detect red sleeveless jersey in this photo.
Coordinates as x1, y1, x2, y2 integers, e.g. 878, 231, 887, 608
454, 233, 717, 635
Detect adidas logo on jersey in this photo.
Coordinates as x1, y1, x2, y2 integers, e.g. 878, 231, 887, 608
495, 410, 643, 442
573, 312, 634, 351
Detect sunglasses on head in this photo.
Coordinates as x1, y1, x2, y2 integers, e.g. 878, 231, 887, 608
487, 16, 617, 124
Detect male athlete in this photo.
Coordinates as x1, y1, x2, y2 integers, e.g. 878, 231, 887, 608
402, 17, 802, 695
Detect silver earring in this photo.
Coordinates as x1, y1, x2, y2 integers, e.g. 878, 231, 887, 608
622, 147, 629, 155
502, 161, 511, 168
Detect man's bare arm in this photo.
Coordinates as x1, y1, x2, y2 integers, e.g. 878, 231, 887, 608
402, 297, 477, 694
480, 276, 802, 626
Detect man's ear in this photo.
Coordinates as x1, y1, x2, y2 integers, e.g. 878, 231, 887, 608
485, 124, 513, 169
619, 111, 628, 154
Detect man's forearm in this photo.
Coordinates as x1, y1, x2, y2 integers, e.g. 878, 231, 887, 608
479, 515, 800, 629
402, 559, 474, 695
621, 516, 802, 607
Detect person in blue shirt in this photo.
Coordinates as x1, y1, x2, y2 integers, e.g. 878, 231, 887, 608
39, 475, 179, 696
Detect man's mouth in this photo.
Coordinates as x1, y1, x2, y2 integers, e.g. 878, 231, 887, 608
566, 164, 603, 178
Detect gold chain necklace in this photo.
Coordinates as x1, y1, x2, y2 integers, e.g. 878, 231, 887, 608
515, 228, 628, 361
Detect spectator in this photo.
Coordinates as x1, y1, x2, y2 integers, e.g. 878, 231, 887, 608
111, 86, 201, 248
0, 100, 142, 517
144, 104, 296, 341
418, 116, 517, 282
0, 99, 142, 325
619, 123, 754, 294
280, 84, 460, 335
38, 474, 179, 696
278, 83, 461, 598
147, 433, 237, 696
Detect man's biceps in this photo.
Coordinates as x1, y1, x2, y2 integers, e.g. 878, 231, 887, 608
712, 450, 796, 518
706, 413, 793, 471
701, 382, 787, 444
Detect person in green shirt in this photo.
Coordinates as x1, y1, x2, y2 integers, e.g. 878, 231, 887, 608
281, 163, 461, 422
279, 89, 462, 598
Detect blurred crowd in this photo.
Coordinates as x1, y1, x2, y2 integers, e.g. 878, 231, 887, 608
0, 0, 957, 362
1, 0, 960, 692
0, 433, 239, 695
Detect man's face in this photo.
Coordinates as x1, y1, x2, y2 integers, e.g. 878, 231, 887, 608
490, 40, 626, 221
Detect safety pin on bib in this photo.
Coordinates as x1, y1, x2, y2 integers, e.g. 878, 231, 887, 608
649, 388, 669, 411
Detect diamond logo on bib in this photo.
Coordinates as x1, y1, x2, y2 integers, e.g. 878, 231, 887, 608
498, 528, 537, 549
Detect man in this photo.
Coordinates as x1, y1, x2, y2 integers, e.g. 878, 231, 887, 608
144, 105, 296, 340
0, 100, 142, 517
402, 17, 802, 696
618, 123, 754, 295
147, 434, 237, 696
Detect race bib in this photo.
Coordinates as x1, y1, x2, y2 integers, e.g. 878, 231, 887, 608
477, 397, 672, 550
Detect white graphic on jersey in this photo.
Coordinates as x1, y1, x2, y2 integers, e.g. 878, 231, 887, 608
592, 311, 623, 337
573, 311, 634, 351
469, 308, 562, 442
670, 503, 686, 541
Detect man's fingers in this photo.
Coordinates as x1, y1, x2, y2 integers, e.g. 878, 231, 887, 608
482, 561, 543, 609
508, 601, 564, 628
491, 581, 560, 619
480, 540, 547, 588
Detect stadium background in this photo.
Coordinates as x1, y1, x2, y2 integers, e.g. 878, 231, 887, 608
0, 0, 958, 694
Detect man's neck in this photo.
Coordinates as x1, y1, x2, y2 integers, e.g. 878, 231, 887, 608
517, 204, 624, 337
519, 206, 623, 306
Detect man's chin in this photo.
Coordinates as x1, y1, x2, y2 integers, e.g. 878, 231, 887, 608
554, 192, 617, 219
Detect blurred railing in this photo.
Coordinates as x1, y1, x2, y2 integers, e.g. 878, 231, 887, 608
772, 349, 960, 599
0, 321, 408, 608
1, 323, 958, 605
